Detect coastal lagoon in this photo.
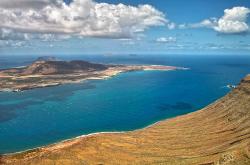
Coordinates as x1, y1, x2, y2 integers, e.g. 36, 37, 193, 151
0, 54, 250, 154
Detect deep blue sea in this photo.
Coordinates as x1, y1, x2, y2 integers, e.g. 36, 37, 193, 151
0, 54, 250, 154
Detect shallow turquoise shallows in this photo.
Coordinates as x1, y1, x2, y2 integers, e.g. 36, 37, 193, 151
0, 54, 250, 154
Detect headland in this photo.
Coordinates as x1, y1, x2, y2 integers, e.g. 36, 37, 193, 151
0, 59, 184, 92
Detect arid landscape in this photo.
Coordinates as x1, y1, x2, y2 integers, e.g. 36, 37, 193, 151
0, 59, 180, 92
1, 74, 250, 165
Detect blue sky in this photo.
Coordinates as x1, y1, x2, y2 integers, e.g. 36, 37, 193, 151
0, 0, 249, 55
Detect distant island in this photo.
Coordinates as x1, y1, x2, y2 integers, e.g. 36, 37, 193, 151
0, 58, 185, 92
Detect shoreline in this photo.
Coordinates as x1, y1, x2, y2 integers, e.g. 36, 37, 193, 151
2, 131, 126, 156
0, 65, 188, 92
2, 108, 188, 155
0, 65, 189, 155
0, 91, 233, 155
0, 64, 189, 154
1, 74, 250, 164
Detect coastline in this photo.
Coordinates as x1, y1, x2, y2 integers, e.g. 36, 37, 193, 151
0, 86, 229, 156
2, 74, 250, 164
2, 113, 180, 156
0, 64, 188, 154
0, 65, 187, 92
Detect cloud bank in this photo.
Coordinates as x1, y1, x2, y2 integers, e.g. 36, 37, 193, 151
156, 37, 176, 43
180, 6, 250, 34
0, 0, 167, 40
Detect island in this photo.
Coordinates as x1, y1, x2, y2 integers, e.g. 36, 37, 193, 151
1, 74, 250, 165
0, 59, 185, 92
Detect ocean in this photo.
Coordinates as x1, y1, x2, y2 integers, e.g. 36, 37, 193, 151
0, 54, 250, 154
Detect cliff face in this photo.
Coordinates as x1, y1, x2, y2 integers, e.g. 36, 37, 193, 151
21, 60, 108, 75
1, 75, 250, 165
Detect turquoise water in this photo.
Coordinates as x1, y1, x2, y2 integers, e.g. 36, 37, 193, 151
0, 54, 250, 154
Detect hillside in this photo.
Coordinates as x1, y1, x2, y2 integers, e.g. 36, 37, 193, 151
20, 60, 108, 75
1, 75, 250, 164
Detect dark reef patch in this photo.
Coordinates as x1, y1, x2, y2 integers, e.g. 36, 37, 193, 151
158, 102, 194, 112
0, 110, 17, 123
0, 82, 97, 123
0, 100, 43, 123
0, 82, 96, 103
36, 83, 97, 102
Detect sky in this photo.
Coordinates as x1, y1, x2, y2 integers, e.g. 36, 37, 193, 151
0, 0, 250, 55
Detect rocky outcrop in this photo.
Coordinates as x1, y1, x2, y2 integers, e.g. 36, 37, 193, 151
1, 75, 250, 165
20, 60, 108, 75
36, 56, 58, 62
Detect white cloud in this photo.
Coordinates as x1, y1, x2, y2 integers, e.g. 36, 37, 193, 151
0, 0, 167, 40
156, 37, 176, 43
0, 28, 71, 41
181, 6, 250, 34
215, 6, 250, 33
0, 40, 28, 48
189, 18, 217, 28
167, 22, 176, 30
0, 0, 60, 9
178, 24, 187, 29
37, 34, 71, 41
0, 28, 29, 40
